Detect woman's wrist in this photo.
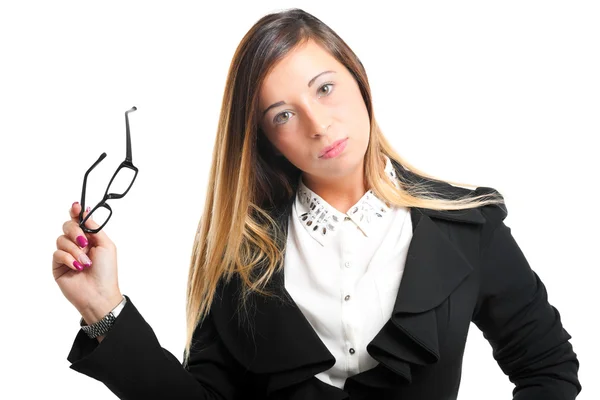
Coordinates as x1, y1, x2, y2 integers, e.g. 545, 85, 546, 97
80, 292, 124, 325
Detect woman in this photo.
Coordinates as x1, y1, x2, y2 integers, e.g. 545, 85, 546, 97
53, 8, 581, 400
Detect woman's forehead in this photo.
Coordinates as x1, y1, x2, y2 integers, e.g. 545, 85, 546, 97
259, 41, 340, 99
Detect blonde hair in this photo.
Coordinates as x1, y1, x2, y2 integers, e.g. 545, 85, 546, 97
182, 8, 504, 367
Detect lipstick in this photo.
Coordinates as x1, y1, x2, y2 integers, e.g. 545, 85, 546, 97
319, 138, 348, 159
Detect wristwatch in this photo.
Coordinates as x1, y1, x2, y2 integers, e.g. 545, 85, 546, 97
80, 295, 127, 339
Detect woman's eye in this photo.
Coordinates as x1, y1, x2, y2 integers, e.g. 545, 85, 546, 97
274, 111, 293, 125
271, 84, 334, 125
318, 83, 334, 97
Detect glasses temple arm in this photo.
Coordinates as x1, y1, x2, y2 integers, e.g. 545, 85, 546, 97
125, 106, 137, 163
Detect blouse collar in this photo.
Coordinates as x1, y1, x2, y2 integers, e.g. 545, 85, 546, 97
294, 156, 400, 246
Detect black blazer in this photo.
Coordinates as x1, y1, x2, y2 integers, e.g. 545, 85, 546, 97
67, 162, 581, 399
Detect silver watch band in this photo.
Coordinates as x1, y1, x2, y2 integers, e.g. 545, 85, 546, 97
80, 295, 127, 339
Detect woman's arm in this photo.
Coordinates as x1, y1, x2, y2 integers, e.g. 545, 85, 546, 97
68, 295, 246, 400
472, 204, 581, 400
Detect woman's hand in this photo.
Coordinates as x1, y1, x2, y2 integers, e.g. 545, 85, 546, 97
52, 202, 123, 324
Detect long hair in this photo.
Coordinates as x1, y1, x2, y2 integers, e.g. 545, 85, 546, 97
183, 8, 504, 366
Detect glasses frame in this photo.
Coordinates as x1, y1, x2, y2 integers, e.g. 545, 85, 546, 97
79, 106, 139, 233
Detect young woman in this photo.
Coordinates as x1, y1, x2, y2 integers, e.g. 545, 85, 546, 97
53, 8, 581, 400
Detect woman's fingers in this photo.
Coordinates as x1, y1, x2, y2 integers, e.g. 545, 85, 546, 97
56, 235, 93, 270
52, 248, 85, 273
53, 201, 116, 277
62, 216, 89, 249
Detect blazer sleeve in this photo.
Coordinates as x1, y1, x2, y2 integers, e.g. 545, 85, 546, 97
472, 202, 581, 400
67, 295, 246, 400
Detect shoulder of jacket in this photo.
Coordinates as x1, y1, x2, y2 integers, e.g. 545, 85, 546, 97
407, 175, 507, 226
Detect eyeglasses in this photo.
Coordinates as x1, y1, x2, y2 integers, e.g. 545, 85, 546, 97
78, 106, 139, 233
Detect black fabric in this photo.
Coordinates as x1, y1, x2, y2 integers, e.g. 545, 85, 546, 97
67, 164, 581, 399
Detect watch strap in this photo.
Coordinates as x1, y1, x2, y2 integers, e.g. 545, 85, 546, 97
80, 295, 127, 339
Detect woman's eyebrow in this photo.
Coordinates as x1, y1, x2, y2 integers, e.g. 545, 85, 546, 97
262, 70, 337, 117
308, 70, 335, 87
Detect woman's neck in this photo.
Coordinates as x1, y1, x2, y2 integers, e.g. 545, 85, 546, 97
301, 163, 367, 213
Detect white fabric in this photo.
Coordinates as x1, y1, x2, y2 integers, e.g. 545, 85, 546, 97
284, 156, 413, 389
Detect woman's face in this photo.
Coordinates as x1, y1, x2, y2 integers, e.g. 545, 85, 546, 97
258, 39, 370, 183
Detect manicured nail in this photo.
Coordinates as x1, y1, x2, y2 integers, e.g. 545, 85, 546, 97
78, 253, 92, 267
85, 206, 91, 213
72, 201, 79, 206
76, 235, 88, 248
73, 260, 84, 271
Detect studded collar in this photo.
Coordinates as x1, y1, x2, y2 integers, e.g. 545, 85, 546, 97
293, 157, 400, 246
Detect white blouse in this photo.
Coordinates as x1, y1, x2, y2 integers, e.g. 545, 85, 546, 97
284, 156, 414, 389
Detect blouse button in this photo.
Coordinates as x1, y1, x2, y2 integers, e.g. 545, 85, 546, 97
344, 295, 351, 301
344, 261, 351, 268
349, 348, 355, 355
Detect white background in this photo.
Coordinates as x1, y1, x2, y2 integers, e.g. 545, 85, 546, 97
1, 1, 597, 399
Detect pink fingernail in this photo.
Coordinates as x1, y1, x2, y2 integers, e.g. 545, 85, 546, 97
73, 260, 84, 271
85, 206, 91, 213
78, 253, 92, 267
76, 235, 88, 248
72, 201, 79, 206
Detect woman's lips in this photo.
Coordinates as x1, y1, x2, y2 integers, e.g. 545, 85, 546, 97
319, 138, 348, 159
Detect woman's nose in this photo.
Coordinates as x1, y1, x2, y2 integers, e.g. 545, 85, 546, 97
304, 103, 332, 136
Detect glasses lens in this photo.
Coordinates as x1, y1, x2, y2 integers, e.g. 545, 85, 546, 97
86, 206, 111, 229
107, 167, 136, 197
